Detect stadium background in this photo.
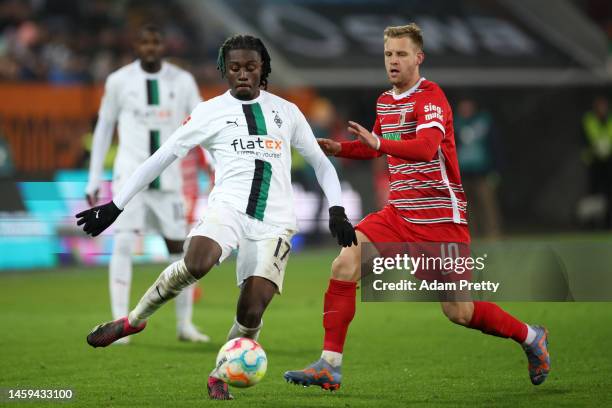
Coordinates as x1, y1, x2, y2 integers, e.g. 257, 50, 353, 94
1, 0, 611, 407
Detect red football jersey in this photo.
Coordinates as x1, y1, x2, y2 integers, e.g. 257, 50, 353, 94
373, 78, 467, 225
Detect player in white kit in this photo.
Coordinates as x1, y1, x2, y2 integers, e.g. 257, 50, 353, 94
85, 24, 208, 344
77, 34, 357, 400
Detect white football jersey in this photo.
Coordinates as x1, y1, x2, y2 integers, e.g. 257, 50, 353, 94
99, 60, 201, 192
167, 90, 326, 229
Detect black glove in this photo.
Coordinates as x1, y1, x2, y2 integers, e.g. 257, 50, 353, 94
328, 206, 358, 247
76, 201, 122, 237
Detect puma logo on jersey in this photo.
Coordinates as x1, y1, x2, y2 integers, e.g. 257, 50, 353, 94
226, 119, 238, 127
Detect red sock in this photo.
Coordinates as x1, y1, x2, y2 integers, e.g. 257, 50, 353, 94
322, 279, 357, 353
468, 301, 527, 343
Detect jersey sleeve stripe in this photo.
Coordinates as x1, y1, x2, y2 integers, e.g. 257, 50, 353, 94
416, 121, 445, 135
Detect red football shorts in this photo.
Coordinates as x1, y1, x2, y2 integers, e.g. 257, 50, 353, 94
356, 204, 470, 244
356, 205, 472, 282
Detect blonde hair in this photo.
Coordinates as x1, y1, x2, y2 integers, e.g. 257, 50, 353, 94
384, 23, 423, 50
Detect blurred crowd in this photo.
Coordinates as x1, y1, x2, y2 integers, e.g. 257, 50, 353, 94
0, 0, 223, 84
1, 0, 610, 238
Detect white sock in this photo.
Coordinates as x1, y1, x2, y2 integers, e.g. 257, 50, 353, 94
175, 284, 195, 332
227, 317, 263, 341
128, 259, 197, 326
523, 324, 537, 346
321, 350, 343, 367
109, 232, 135, 319
169, 253, 195, 332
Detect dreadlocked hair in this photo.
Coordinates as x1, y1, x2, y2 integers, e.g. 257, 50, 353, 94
216, 34, 272, 89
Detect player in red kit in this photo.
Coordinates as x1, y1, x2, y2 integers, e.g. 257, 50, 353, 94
285, 23, 550, 390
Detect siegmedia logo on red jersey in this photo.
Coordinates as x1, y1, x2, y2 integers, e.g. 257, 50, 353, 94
423, 103, 444, 122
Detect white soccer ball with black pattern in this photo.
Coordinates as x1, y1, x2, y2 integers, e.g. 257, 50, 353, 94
215, 337, 267, 388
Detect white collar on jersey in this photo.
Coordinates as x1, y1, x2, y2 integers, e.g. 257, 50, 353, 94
392, 77, 425, 100
224, 89, 267, 104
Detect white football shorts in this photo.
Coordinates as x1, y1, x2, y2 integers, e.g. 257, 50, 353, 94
113, 189, 187, 241
187, 203, 296, 293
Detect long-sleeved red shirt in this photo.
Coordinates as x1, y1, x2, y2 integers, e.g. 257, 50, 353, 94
336, 127, 443, 162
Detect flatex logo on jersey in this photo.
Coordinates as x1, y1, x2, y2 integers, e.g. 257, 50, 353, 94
230, 136, 283, 159
423, 103, 443, 122
133, 108, 174, 124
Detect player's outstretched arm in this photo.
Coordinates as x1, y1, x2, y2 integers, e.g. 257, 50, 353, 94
349, 119, 443, 162
77, 100, 209, 237
348, 120, 380, 150
328, 121, 382, 160
377, 127, 443, 162
76, 143, 178, 237
318, 137, 380, 160
306, 151, 357, 247
291, 106, 357, 247
85, 117, 115, 206
86, 75, 120, 206
317, 138, 341, 156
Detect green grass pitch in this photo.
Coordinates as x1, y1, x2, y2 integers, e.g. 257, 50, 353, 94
1, 249, 611, 407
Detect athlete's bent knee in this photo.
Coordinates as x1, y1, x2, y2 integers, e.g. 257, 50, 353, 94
442, 302, 473, 326
183, 250, 217, 279
183, 237, 222, 279
184, 257, 213, 279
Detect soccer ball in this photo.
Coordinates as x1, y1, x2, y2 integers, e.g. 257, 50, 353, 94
215, 337, 267, 388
